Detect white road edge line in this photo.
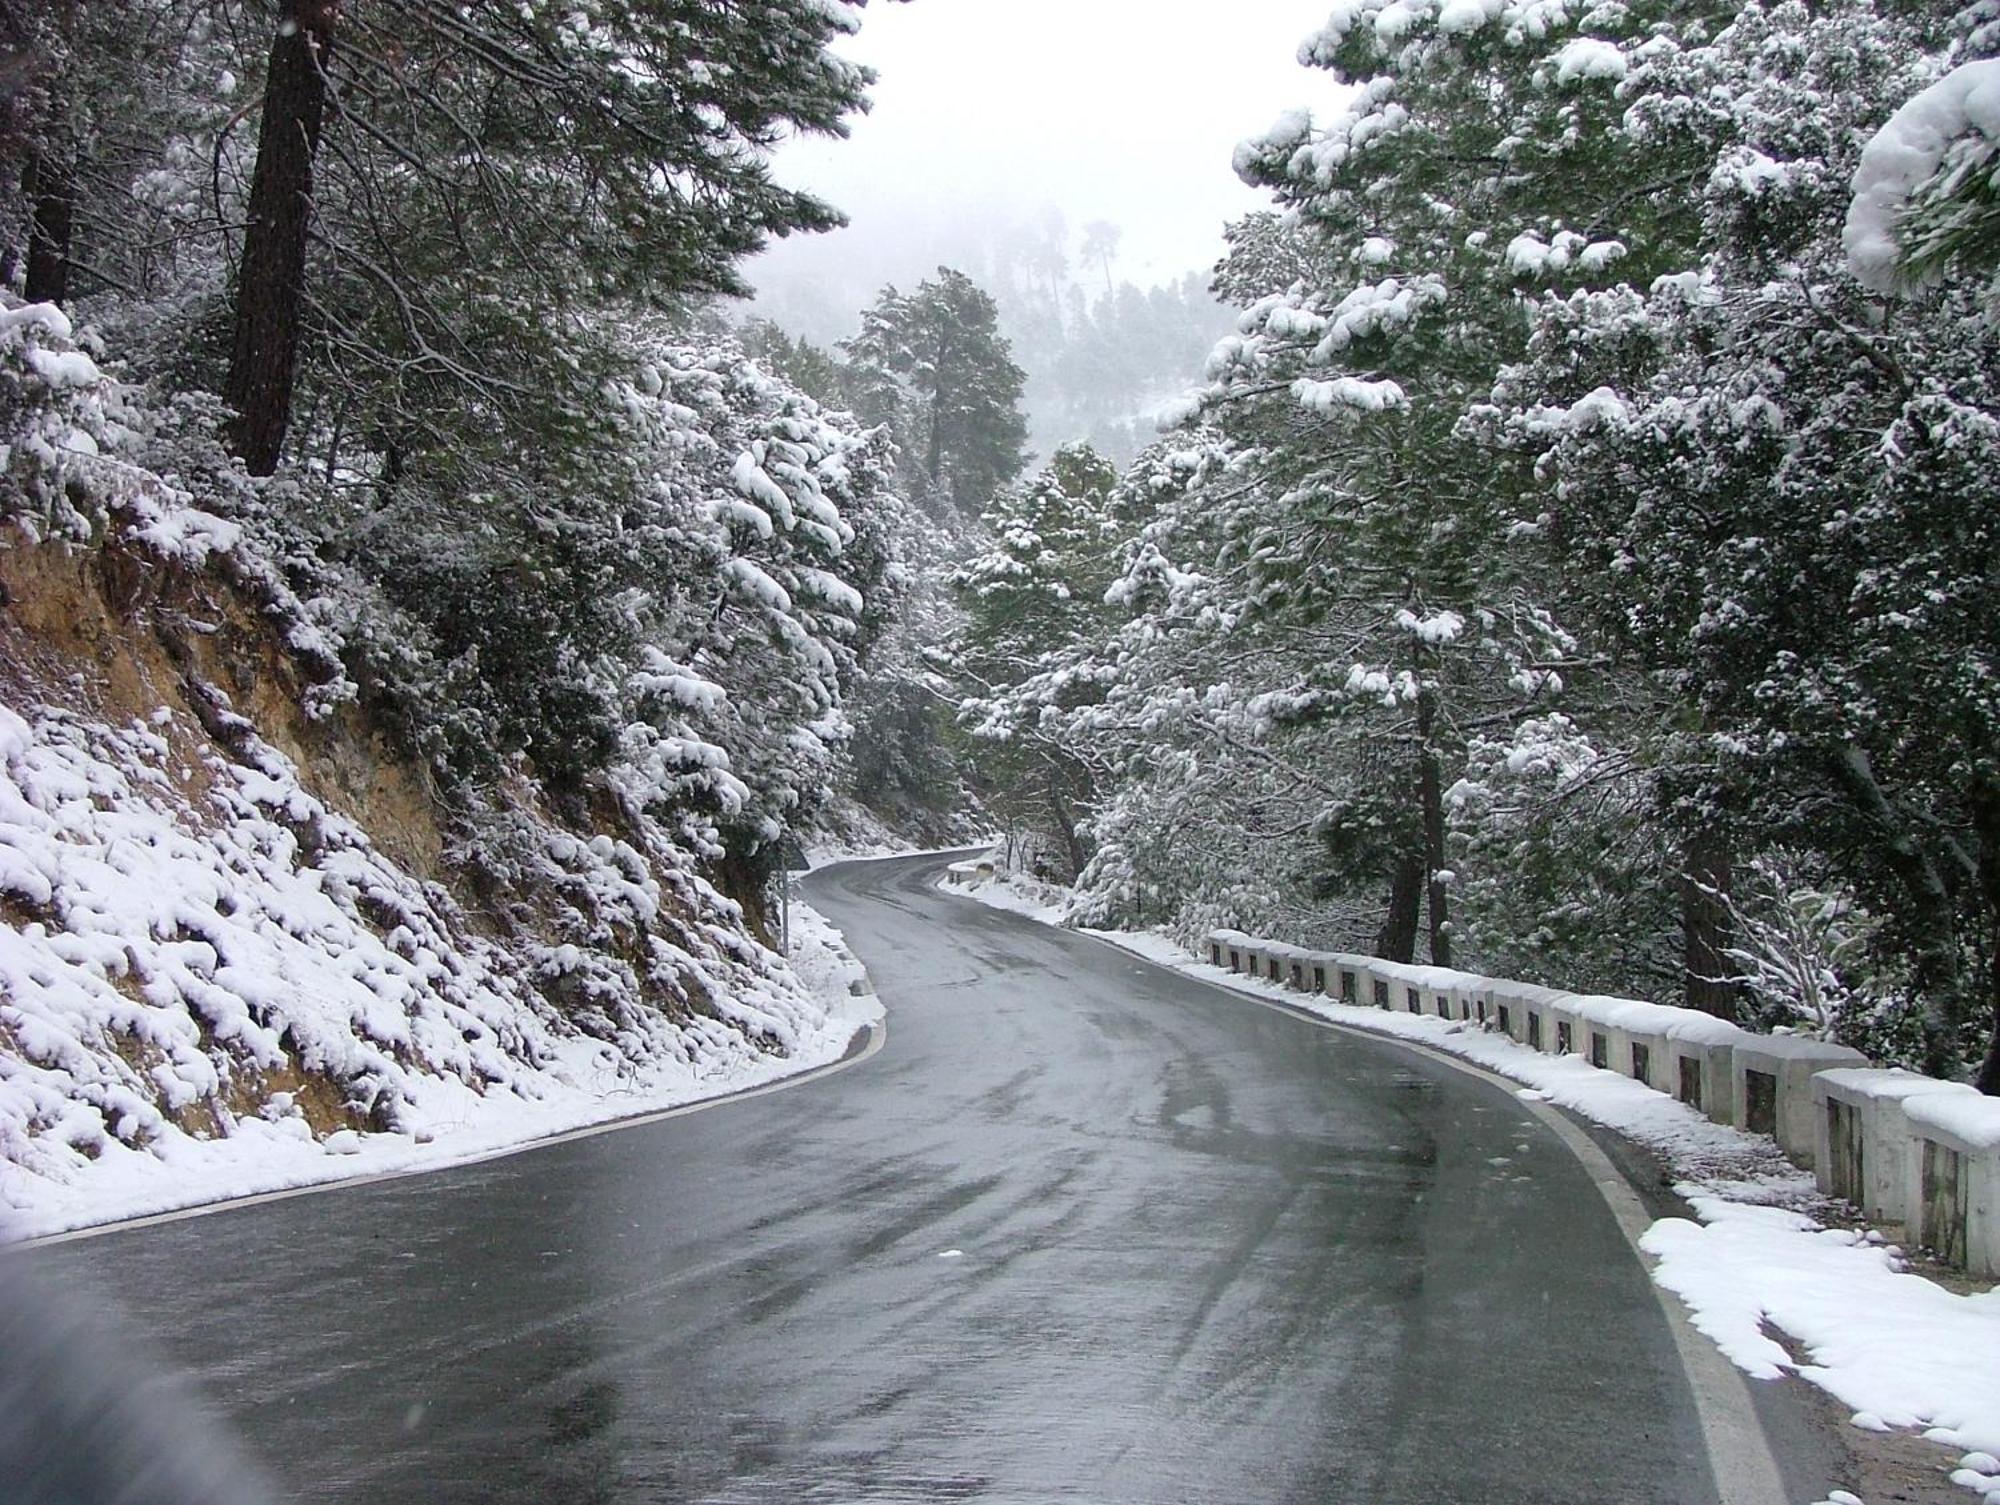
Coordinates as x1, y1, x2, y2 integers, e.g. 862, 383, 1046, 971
1066, 926, 1791, 1505
20, 1019, 888, 1251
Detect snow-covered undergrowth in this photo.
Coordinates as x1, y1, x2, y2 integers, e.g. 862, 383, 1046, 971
0, 683, 879, 1239
804, 834, 923, 867
949, 865, 2000, 1501
942, 864, 1067, 922
0, 671, 879, 1238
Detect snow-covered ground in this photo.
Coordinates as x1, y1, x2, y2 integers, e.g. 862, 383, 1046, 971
941, 862, 1068, 921
949, 864, 2000, 1505
3, 895, 878, 1244
806, 836, 998, 869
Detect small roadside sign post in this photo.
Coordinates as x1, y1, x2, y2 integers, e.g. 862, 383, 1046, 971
775, 837, 809, 954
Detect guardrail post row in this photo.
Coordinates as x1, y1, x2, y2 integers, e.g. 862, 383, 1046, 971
1188, 923, 1996, 1276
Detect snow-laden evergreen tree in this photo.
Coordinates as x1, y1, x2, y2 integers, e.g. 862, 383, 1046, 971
1054, 427, 1365, 940
952, 444, 1121, 876
842, 267, 1028, 519
1089, 0, 1697, 967
1480, 0, 2000, 1082
838, 503, 981, 844
737, 319, 849, 409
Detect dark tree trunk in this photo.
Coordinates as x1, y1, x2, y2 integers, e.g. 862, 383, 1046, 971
22, 149, 74, 305
1972, 783, 2000, 1095
1416, 688, 1451, 968
1680, 827, 1739, 1020
374, 429, 407, 506
1376, 853, 1422, 964
1045, 758, 1087, 883
225, 0, 338, 476
1827, 744, 1963, 1077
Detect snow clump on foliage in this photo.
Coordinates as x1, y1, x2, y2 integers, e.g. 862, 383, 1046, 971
1845, 58, 2000, 293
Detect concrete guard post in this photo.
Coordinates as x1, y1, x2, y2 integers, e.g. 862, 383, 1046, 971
1300, 951, 1333, 996
1731, 1036, 1869, 1170
1437, 974, 1470, 1023
1465, 976, 1496, 1028
1428, 968, 1478, 1022
1567, 995, 1675, 1079
1524, 984, 1570, 1048
1362, 960, 1396, 1009
1448, 969, 1492, 1024
1331, 954, 1370, 1005
1550, 994, 1589, 1062
1203, 928, 1243, 974
1423, 968, 1460, 1020
1812, 1068, 1981, 1226
1268, 941, 1313, 992
1364, 959, 1414, 1014
1662, 1015, 1754, 1125
1375, 961, 1448, 1018
1484, 980, 1539, 1044
1902, 1093, 2000, 1276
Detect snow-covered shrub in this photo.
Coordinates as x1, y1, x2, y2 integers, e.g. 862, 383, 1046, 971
1708, 852, 1879, 1036
1447, 716, 1682, 999
0, 301, 227, 552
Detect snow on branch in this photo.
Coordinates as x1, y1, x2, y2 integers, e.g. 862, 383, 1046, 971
1845, 59, 2000, 294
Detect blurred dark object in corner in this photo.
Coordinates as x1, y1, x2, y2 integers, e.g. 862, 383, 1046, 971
0, 1246, 276, 1504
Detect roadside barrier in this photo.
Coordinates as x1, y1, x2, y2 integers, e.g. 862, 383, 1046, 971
1813, 1068, 1977, 1227
1203, 928, 2000, 1278
1730, 1035, 1868, 1168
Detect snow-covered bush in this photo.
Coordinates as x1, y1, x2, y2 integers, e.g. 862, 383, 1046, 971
1707, 853, 1878, 1036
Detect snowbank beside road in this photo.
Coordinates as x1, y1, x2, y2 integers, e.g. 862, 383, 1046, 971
4, 893, 877, 1244
945, 869, 2000, 1502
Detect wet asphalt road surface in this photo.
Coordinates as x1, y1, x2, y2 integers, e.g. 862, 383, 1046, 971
29, 853, 1745, 1503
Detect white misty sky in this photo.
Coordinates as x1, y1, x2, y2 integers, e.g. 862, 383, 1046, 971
750, 0, 1343, 310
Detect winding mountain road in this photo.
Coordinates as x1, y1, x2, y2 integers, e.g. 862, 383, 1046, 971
25, 852, 1839, 1503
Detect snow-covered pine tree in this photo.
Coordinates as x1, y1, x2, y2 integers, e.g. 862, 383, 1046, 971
842, 268, 1028, 520
1151, 0, 1696, 967
1056, 427, 1345, 939
1481, 1, 2000, 1082
952, 444, 1121, 878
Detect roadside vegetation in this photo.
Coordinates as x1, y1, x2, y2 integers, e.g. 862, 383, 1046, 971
941, 1, 2000, 1092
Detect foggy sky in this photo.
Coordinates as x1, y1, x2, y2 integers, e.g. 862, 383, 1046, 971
749, 0, 1345, 329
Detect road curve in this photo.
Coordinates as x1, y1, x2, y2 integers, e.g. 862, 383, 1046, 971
25, 852, 1780, 1502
